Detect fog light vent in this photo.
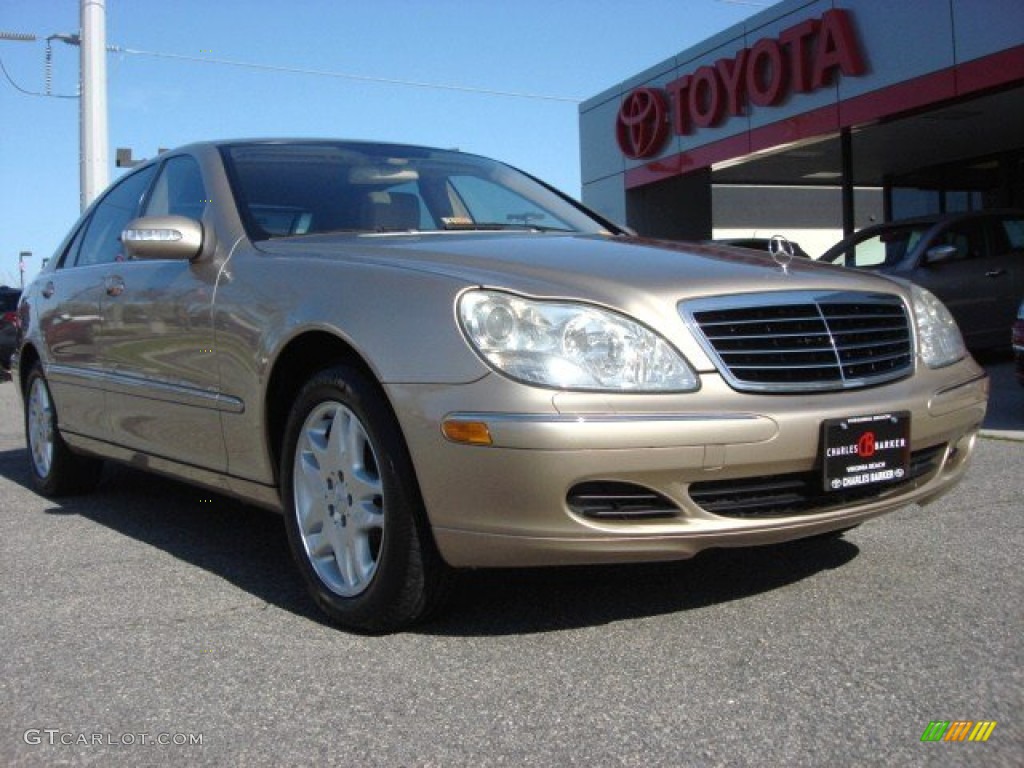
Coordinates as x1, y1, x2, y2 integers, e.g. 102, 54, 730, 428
568, 481, 678, 520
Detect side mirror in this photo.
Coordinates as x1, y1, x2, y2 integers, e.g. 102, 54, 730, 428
122, 216, 203, 261
924, 244, 958, 265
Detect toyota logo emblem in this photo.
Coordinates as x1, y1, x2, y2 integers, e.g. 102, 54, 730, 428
616, 88, 669, 159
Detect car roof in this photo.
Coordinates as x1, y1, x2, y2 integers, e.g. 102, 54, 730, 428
860, 208, 1024, 230
172, 137, 462, 155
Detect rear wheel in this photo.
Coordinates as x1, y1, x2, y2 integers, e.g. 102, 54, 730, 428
24, 364, 102, 496
280, 364, 450, 633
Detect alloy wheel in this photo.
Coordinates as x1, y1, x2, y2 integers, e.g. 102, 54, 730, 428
292, 401, 385, 597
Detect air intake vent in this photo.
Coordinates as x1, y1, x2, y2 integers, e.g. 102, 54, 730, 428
567, 481, 678, 520
688, 444, 946, 518
682, 291, 913, 393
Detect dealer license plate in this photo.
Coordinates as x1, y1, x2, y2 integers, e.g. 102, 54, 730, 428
822, 412, 910, 492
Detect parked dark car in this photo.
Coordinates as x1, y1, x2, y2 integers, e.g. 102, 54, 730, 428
0, 287, 22, 372
820, 210, 1024, 349
1014, 298, 1024, 386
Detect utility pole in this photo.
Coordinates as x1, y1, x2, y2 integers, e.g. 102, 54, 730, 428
80, 0, 108, 210
19, 252, 32, 290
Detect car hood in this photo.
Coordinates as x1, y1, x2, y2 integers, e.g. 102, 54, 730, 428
255, 233, 914, 375
256, 232, 902, 306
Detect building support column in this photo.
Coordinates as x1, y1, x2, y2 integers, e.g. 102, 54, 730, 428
841, 127, 854, 237
882, 174, 893, 223
625, 168, 712, 241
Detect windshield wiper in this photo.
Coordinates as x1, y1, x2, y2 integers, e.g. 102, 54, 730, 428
270, 227, 418, 239
441, 221, 572, 233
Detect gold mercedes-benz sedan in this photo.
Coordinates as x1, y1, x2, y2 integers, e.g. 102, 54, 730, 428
14, 140, 988, 632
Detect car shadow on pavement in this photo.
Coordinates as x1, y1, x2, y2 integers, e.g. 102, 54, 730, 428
429, 538, 858, 637
0, 446, 859, 636
974, 348, 1023, 433
0, 446, 323, 625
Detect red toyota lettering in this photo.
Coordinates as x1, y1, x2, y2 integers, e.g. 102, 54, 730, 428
747, 37, 786, 107
690, 65, 724, 128
614, 9, 867, 153
666, 74, 692, 135
715, 49, 749, 116
779, 18, 819, 92
813, 9, 866, 88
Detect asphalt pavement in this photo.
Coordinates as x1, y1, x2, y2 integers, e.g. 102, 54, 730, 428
0, 357, 1021, 767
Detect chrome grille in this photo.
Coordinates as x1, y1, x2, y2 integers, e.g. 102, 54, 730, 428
682, 292, 914, 393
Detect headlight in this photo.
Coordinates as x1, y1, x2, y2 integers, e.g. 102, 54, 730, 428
458, 290, 699, 391
910, 285, 966, 368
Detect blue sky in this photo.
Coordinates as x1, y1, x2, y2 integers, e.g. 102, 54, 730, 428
0, 0, 762, 286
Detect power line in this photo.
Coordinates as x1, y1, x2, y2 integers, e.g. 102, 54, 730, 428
4, 30, 581, 103
0, 30, 79, 98
0, 54, 77, 98
110, 45, 582, 103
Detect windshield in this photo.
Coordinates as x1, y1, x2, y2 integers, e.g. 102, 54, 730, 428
220, 142, 614, 241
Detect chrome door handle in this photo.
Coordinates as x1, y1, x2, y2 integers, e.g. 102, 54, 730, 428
105, 274, 126, 297
985, 269, 1006, 278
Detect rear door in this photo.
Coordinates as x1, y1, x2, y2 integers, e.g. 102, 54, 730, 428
35, 165, 158, 439
995, 214, 1024, 325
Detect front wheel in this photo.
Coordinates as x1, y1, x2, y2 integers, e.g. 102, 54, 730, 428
24, 364, 103, 496
280, 364, 450, 633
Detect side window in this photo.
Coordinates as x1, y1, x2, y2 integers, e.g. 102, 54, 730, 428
144, 155, 208, 220
74, 165, 158, 267
55, 220, 89, 270
1001, 218, 1024, 250
935, 222, 986, 261
849, 235, 888, 267
848, 229, 922, 268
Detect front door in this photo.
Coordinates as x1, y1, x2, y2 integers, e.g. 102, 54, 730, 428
96, 155, 227, 471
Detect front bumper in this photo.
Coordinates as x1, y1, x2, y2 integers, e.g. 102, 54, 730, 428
387, 358, 988, 568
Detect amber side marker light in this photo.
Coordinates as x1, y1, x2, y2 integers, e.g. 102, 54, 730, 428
441, 420, 493, 446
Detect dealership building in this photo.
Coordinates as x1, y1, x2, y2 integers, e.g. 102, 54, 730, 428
579, 0, 1024, 257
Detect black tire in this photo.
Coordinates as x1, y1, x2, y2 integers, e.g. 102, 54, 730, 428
23, 363, 103, 496
280, 364, 451, 633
